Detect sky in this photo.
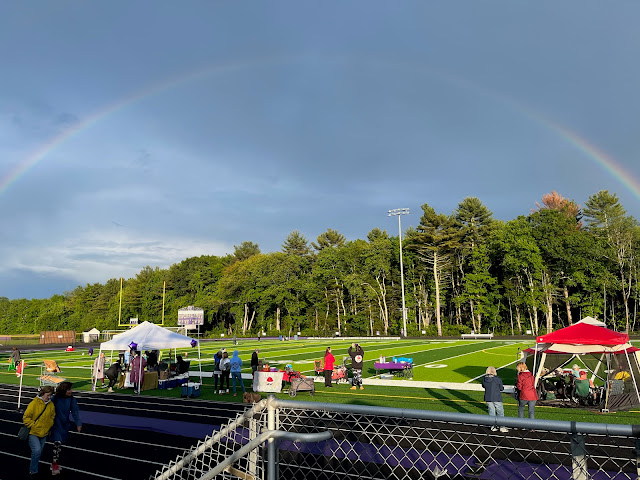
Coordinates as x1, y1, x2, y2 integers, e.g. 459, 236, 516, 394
1, 2, 639, 300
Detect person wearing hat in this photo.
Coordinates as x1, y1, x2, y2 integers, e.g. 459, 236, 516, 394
251, 348, 260, 376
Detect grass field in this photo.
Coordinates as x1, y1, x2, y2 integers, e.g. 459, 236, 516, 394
2, 337, 640, 425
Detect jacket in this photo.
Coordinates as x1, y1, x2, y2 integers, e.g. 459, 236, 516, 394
23, 396, 55, 438
348, 346, 364, 370
516, 371, 539, 401
220, 357, 231, 374
251, 351, 259, 367
10, 349, 21, 363
214, 353, 222, 374
130, 355, 147, 384
482, 374, 504, 402
50, 395, 82, 443
230, 350, 243, 373
105, 362, 123, 379
93, 356, 105, 379
324, 352, 335, 371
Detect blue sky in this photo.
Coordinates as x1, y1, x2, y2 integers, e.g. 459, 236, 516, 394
1, 2, 639, 299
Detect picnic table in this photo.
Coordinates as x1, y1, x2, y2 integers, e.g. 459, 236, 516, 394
374, 361, 413, 379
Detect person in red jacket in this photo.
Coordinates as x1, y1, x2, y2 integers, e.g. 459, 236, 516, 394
516, 361, 539, 419
323, 347, 335, 388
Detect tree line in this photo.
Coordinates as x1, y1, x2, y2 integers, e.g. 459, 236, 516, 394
1, 190, 639, 337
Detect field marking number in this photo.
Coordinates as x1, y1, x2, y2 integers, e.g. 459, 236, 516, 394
424, 364, 447, 368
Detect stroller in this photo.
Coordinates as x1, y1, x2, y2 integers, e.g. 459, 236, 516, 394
285, 365, 315, 397
314, 357, 349, 384
332, 357, 349, 384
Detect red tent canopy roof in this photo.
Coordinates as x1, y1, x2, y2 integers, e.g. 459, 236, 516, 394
536, 322, 629, 346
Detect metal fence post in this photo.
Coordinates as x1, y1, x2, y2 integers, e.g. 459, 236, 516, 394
571, 433, 587, 480
248, 415, 258, 478
267, 395, 277, 480
636, 438, 640, 480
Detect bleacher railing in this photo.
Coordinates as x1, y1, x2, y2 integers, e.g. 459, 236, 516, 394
152, 396, 640, 480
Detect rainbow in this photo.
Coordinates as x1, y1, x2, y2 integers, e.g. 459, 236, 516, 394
2, 58, 639, 202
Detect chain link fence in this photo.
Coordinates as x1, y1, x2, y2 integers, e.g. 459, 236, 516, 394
152, 396, 640, 480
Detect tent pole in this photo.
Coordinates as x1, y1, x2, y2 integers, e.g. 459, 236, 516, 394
603, 352, 611, 411
198, 340, 202, 383
534, 352, 546, 387
532, 342, 539, 385
624, 349, 640, 405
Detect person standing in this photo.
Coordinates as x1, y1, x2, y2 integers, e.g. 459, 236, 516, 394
482, 366, 508, 432
323, 347, 335, 388
230, 350, 246, 396
23, 386, 56, 479
50, 382, 82, 475
220, 350, 231, 394
213, 351, 223, 394
105, 360, 124, 393
348, 343, 365, 390
251, 349, 260, 376
130, 351, 147, 393
93, 352, 106, 387
516, 361, 539, 419
9, 346, 21, 376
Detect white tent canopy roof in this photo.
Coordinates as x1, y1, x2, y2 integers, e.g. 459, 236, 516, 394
99, 321, 196, 351
85, 328, 100, 334
575, 316, 606, 327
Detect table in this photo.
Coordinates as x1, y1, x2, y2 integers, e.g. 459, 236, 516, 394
118, 371, 158, 391
253, 371, 284, 392
374, 362, 413, 379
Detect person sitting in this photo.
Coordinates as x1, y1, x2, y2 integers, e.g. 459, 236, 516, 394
145, 350, 158, 371
573, 374, 591, 403
614, 365, 631, 381
175, 355, 189, 375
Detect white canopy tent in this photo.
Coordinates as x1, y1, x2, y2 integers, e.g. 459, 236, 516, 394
98, 321, 200, 393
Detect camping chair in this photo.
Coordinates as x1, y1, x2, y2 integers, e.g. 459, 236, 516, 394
314, 360, 323, 376
573, 379, 593, 405
39, 360, 65, 387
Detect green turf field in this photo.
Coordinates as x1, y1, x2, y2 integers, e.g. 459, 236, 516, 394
2, 338, 640, 425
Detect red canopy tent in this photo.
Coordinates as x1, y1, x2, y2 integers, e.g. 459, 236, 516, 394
522, 319, 640, 411
536, 322, 629, 346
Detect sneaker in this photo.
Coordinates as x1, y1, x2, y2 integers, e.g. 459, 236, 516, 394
360, 386, 364, 390
108, 387, 113, 393
350, 386, 357, 390
499, 427, 509, 433
51, 462, 61, 475
490, 426, 498, 432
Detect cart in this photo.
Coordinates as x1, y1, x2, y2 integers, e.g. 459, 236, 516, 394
289, 374, 315, 397
285, 366, 315, 397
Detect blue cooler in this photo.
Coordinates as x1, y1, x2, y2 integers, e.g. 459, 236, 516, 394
158, 379, 168, 390
166, 379, 177, 389
176, 374, 188, 386
181, 382, 201, 398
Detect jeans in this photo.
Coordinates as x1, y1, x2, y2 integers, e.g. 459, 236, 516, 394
231, 372, 245, 394
28, 434, 47, 473
518, 399, 536, 419
487, 401, 504, 417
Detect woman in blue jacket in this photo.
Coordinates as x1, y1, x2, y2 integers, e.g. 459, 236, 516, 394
230, 350, 246, 397
482, 366, 508, 433
50, 381, 82, 475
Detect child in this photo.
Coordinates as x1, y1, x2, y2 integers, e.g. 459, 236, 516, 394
482, 366, 508, 432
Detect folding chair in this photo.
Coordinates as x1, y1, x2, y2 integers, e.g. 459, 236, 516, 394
39, 360, 65, 387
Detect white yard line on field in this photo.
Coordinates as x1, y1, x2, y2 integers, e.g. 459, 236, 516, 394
465, 357, 522, 383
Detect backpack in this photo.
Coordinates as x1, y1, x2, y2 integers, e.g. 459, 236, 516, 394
223, 360, 230, 372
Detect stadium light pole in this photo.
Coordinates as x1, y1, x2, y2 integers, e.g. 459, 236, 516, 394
388, 208, 410, 337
